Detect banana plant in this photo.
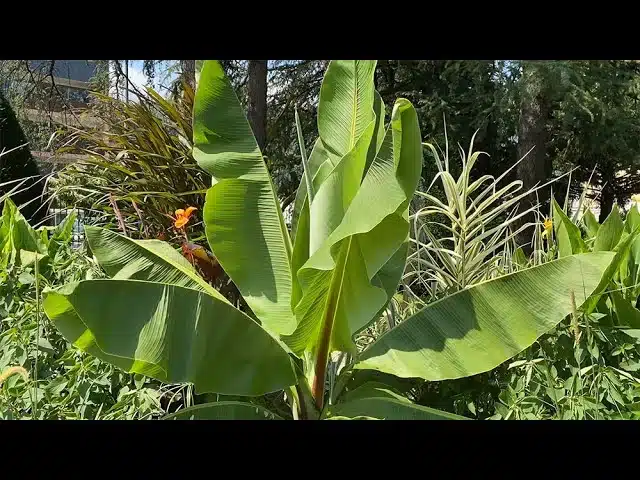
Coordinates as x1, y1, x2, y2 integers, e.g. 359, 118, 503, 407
43, 60, 618, 420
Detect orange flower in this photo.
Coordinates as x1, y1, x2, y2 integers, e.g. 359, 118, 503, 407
173, 206, 197, 229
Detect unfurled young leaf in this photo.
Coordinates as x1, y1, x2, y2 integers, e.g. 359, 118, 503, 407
583, 209, 600, 238
594, 205, 624, 252
553, 198, 586, 257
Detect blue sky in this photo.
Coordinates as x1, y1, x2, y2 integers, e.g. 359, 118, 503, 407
119, 60, 179, 97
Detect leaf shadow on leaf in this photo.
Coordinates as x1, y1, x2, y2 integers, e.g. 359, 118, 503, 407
46, 280, 297, 396
196, 143, 259, 178
366, 289, 488, 356
206, 180, 280, 306
356, 254, 615, 381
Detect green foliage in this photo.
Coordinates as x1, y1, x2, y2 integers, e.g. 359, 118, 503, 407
41, 60, 618, 421
0, 91, 45, 223
48, 83, 207, 242
463, 201, 640, 419
0, 198, 187, 419
549, 61, 640, 208
493, 318, 640, 420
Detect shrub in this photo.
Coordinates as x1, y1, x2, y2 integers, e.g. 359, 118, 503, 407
0, 91, 45, 223
48, 84, 208, 243
0, 198, 187, 419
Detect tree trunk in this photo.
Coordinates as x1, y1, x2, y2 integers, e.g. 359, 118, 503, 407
180, 60, 196, 89
247, 60, 268, 151
516, 63, 552, 250
382, 59, 395, 90
599, 167, 615, 223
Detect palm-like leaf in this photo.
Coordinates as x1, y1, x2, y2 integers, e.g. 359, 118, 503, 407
356, 252, 615, 380
43, 279, 295, 396
408, 136, 560, 298
85, 226, 226, 302
49, 83, 204, 240
193, 60, 295, 335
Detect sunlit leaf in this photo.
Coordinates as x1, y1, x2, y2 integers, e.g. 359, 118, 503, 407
611, 290, 640, 328
626, 206, 640, 233
355, 252, 614, 381
43, 280, 296, 396
85, 226, 226, 302
594, 206, 624, 252
553, 198, 585, 257
193, 60, 295, 335
583, 209, 600, 238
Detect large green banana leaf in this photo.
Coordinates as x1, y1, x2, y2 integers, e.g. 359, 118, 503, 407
85, 226, 227, 302
355, 252, 615, 381
290, 89, 388, 310
290, 61, 382, 295
43, 280, 296, 396
582, 229, 640, 314
193, 60, 295, 336
164, 401, 281, 420
290, 89, 386, 239
285, 98, 422, 356
317, 60, 377, 164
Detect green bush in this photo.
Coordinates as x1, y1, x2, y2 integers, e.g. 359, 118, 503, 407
48, 84, 208, 243
412, 191, 640, 419
0, 91, 45, 224
489, 200, 640, 419
0, 199, 189, 419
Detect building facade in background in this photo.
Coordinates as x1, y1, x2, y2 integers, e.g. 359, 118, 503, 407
24, 60, 104, 126
19, 61, 106, 169
27, 60, 101, 110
